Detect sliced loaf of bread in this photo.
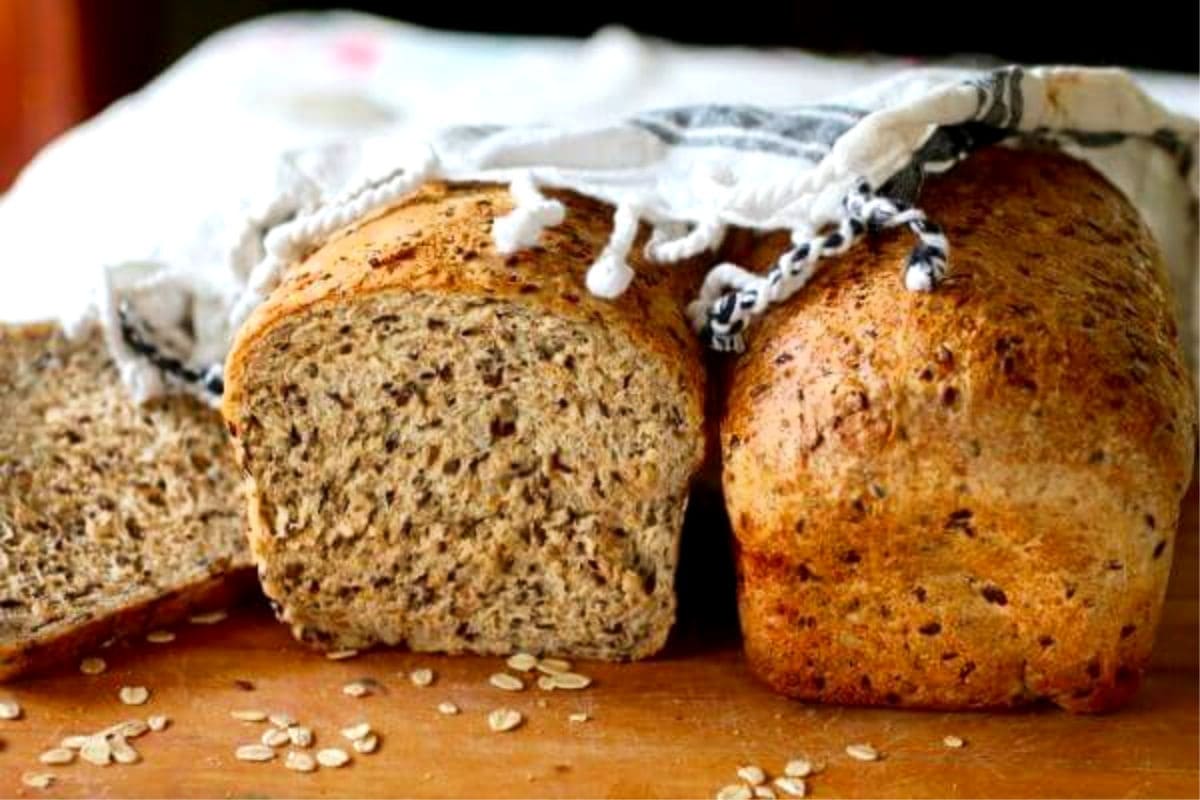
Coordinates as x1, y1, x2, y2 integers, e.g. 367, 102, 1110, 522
0, 323, 250, 680
223, 182, 708, 660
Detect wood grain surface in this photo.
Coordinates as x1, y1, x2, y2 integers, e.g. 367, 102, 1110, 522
0, 486, 1194, 799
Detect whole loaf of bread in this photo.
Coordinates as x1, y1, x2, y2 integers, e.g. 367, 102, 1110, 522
722, 148, 1196, 711
223, 183, 707, 660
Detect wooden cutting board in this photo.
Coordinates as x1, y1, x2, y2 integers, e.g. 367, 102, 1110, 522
0, 490, 1195, 799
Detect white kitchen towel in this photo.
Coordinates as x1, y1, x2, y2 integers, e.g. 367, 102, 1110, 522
1, 17, 1195, 405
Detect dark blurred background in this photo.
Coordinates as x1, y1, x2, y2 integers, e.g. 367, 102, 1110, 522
3, 1, 1198, 188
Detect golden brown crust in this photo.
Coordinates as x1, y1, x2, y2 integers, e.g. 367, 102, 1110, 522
224, 182, 706, 440
722, 148, 1196, 712
0, 569, 255, 682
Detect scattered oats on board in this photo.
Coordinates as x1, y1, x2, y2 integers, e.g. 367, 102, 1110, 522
774, 777, 807, 798
536, 657, 571, 675
262, 728, 290, 748
231, 709, 267, 722
487, 708, 523, 732
39, 747, 75, 765
80, 737, 113, 766
846, 743, 880, 762
409, 668, 434, 687
536, 675, 557, 691
737, 766, 766, 786
22, 773, 54, 790
235, 744, 276, 762
784, 759, 813, 778
551, 672, 592, 690
341, 722, 371, 741
568, 712, 590, 723
145, 630, 176, 644
943, 735, 966, 748
147, 715, 169, 732
285, 750, 317, 772
754, 787, 777, 800
437, 702, 460, 716
119, 686, 150, 705
188, 609, 228, 625
61, 735, 91, 749
326, 649, 359, 661
288, 726, 314, 747
343, 681, 370, 698
79, 656, 107, 675
717, 784, 752, 800
0, 699, 22, 719
489, 673, 524, 692
506, 652, 538, 672
316, 747, 351, 768
110, 736, 140, 764
353, 733, 379, 754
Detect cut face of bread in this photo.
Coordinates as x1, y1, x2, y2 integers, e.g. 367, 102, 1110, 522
224, 183, 707, 660
0, 324, 250, 680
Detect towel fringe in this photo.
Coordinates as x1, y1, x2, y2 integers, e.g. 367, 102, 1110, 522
693, 179, 949, 352
492, 173, 566, 254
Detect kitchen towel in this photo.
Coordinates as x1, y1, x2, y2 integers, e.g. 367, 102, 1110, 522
1, 14, 1195, 405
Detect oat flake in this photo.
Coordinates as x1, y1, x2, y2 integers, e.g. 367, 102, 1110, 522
487, 708, 523, 732
231, 709, 267, 722
489, 673, 524, 692
506, 653, 538, 672
39, 748, 75, 765
316, 747, 350, 768
285, 750, 317, 772
79, 656, 107, 675
846, 743, 880, 762
118, 686, 150, 706
235, 744, 276, 762
341, 722, 371, 741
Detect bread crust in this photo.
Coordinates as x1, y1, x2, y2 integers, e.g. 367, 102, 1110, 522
0, 569, 255, 681
224, 183, 705, 431
223, 183, 708, 658
722, 148, 1196, 712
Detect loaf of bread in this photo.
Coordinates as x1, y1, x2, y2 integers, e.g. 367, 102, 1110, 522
222, 182, 707, 659
0, 324, 251, 680
722, 148, 1196, 711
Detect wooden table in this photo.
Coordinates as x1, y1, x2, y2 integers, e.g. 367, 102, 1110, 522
1, 490, 1195, 799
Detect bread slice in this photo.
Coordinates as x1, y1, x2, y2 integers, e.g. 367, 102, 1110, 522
0, 323, 251, 680
722, 148, 1196, 712
223, 182, 708, 660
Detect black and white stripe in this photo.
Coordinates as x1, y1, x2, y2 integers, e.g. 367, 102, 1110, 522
118, 303, 225, 397
698, 180, 948, 352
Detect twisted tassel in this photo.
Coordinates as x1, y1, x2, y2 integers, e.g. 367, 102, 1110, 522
492, 173, 566, 254
586, 203, 639, 299
692, 179, 949, 352
229, 148, 440, 332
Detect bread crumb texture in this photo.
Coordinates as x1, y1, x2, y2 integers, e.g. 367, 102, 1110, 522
0, 324, 248, 680
223, 183, 707, 660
